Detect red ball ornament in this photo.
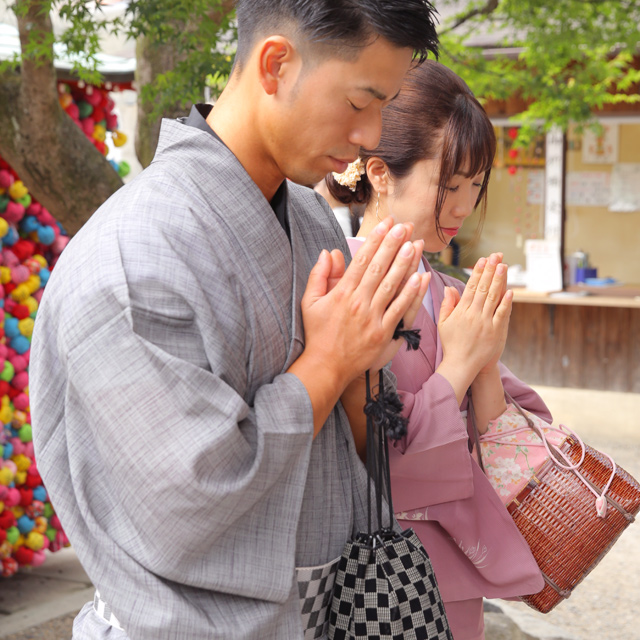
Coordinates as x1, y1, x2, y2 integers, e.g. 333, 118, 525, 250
508, 127, 519, 140
508, 148, 519, 159
508, 166, 518, 175
15, 546, 35, 566
19, 488, 34, 507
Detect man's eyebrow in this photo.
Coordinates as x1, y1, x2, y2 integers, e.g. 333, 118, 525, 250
359, 87, 388, 101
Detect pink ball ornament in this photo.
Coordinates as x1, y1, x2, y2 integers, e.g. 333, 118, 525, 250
13, 393, 29, 411
5, 487, 20, 507
51, 235, 70, 254
11, 355, 27, 373
81, 117, 96, 137
0, 170, 13, 190
26, 202, 42, 217
38, 209, 56, 226
10, 265, 30, 284
4, 201, 25, 224
2, 249, 19, 267
12, 370, 29, 391
30, 550, 46, 567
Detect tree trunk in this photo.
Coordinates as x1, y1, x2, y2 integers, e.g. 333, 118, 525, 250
0, 0, 123, 236
134, 36, 189, 169
134, 0, 236, 167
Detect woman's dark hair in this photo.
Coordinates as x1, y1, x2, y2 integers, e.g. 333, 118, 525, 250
327, 60, 496, 241
234, 0, 439, 69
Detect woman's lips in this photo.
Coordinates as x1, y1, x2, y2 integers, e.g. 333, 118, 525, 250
441, 227, 460, 236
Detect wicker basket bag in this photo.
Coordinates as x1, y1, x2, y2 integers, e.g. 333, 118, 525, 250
474, 399, 640, 613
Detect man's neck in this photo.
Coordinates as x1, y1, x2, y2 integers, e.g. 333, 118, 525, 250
206, 88, 284, 202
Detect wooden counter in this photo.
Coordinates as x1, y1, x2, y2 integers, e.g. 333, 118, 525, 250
502, 285, 640, 393
511, 284, 640, 309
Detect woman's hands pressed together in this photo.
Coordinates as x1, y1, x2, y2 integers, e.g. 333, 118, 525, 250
435, 253, 513, 408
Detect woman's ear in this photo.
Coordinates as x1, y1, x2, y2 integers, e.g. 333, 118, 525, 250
366, 157, 393, 195
256, 35, 300, 95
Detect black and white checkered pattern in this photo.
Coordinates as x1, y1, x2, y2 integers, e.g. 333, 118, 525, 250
298, 556, 340, 639
329, 529, 452, 640
93, 590, 125, 631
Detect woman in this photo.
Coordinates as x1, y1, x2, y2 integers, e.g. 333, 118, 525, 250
328, 61, 549, 640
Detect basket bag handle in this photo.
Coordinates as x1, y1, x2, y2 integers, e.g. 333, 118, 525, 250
470, 390, 617, 519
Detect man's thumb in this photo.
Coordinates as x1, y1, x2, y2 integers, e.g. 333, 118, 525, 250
304, 250, 331, 303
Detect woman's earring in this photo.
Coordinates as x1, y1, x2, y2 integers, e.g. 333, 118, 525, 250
375, 192, 381, 222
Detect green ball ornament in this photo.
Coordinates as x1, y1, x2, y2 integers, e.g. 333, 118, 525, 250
0, 361, 15, 382
77, 100, 94, 119
19, 423, 32, 443
117, 161, 130, 178
6, 526, 20, 545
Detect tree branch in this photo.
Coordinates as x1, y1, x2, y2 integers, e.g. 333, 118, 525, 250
439, 0, 500, 35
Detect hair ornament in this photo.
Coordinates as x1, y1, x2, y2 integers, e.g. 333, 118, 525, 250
332, 157, 365, 192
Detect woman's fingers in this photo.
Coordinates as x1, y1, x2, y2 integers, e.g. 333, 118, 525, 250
469, 253, 501, 313
481, 261, 508, 319
458, 256, 487, 310
493, 287, 514, 327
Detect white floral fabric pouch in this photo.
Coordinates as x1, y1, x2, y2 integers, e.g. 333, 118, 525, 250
477, 403, 567, 505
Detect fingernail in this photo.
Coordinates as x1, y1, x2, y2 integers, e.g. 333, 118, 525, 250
400, 241, 413, 257
409, 273, 420, 287
476, 257, 486, 269
391, 224, 405, 238
497, 264, 506, 275
317, 249, 328, 263
489, 254, 500, 266
375, 221, 387, 235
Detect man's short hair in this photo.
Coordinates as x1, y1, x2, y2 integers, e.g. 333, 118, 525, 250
234, 0, 439, 69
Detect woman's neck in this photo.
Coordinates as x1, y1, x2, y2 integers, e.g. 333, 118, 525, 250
357, 209, 378, 238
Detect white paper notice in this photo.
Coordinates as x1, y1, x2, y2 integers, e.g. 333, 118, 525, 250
609, 163, 640, 212
566, 171, 611, 207
526, 169, 545, 205
525, 239, 563, 292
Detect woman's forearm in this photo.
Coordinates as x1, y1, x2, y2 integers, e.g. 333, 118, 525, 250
469, 364, 507, 435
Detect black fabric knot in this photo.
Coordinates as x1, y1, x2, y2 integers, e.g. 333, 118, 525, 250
393, 319, 421, 351
364, 385, 408, 441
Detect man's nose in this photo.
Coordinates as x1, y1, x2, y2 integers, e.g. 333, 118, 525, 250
348, 109, 382, 152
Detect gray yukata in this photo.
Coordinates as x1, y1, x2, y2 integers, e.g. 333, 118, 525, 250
29, 117, 377, 639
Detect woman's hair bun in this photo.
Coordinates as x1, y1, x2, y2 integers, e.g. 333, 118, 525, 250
326, 170, 372, 206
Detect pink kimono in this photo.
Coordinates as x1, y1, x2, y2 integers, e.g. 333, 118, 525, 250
347, 240, 547, 638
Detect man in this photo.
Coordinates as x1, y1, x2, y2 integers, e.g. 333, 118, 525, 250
30, 1, 439, 637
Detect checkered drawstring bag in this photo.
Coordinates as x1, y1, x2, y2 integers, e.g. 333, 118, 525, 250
328, 369, 452, 640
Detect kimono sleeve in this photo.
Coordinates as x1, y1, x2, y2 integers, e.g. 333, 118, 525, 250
60, 302, 314, 603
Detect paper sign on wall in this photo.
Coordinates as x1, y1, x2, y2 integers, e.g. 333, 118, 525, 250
609, 163, 640, 212
582, 123, 618, 164
566, 172, 611, 207
526, 170, 545, 205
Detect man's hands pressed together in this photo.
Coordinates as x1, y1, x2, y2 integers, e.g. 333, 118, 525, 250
287, 217, 430, 438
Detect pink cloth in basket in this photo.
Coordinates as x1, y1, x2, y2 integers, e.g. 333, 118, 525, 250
478, 403, 566, 505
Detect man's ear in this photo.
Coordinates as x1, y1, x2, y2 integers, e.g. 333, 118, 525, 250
256, 35, 299, 95
366, 157, 393, 195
